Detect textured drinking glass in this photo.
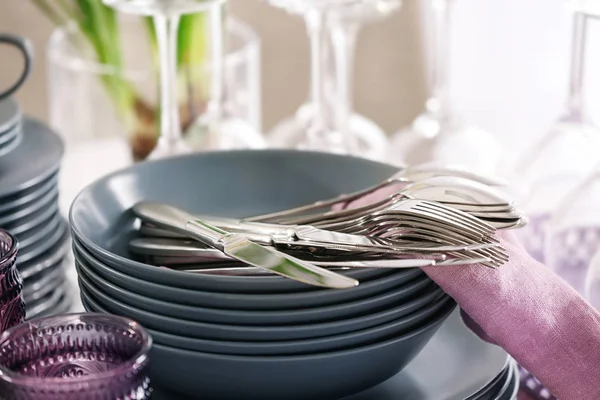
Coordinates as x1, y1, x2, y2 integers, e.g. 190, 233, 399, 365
0, 313, 152, 400
513, 12, 600, 264
388, 0, 503, 175
0, 229, 25, 333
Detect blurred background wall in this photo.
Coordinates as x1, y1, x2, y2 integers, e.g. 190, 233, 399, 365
0, 0, 427, 135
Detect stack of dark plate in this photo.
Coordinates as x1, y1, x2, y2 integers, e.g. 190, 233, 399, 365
0, 105, 71, 319
69, 151, 517, 399
0, 99, 22, 158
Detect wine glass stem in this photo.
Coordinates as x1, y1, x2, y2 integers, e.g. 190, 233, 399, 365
305, 8, 327, 140
428, 0, 454, 117
566, 13, 587, 118
207, 3, 225, 126
329, 17, 359, 145
154, 13, 182, 148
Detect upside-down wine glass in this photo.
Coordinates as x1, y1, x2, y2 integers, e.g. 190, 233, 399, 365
267, 0, 395, 160
545, 1, 600, 298
103, 0, 228, 159
325, 0, 401, 157
513, 10, 600, 264
388, 0, 503, 174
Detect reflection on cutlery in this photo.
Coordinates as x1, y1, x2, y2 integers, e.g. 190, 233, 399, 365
132, 201, 359, 289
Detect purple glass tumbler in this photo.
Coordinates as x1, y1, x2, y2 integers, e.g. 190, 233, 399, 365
0, 313, 153, 399
0, 229, 25, 333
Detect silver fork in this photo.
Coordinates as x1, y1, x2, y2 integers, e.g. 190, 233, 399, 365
246, 174, 513, 224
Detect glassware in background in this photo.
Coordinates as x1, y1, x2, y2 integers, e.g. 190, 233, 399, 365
102, 0, 219, 158
388, 0, 503, 175
0, 313, 152, 400
48, 19, 262, 213
0, 229, 25, 333
569, 0, 600, 15
325, 0, 400, 157
545, 166, 600, 294
267, 0, 396, 160
103, 0, 265, 158
585, 248, 600, 309
512, 12, 600, 263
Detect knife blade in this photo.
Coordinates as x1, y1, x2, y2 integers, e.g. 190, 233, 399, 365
132, 201, 359, 289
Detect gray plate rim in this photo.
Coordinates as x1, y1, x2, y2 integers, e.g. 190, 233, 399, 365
0, 129, 22, 158
68, 150, 398, 287
76, 266, 447, 335
0, 117, 64, 198
73, 240, 430, 304
0, 171, 59, 213
76, 259, 435, 320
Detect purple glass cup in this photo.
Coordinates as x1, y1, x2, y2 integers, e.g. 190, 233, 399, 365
0, 313, 153, 399
0, 229, 25, 332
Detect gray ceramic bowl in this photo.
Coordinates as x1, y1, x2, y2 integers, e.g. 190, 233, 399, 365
69, 150, 412, 294
145, 303, 455, 400
81, 288, 455, 356
74, 239, 426, 310
78, 279, 447, 341
76, 259, 432, 326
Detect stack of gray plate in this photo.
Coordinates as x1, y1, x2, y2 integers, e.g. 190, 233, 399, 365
0, 99, 23, 158
0, 116, 71, 319
147, 310, 519, 400
69, 151, 514, 400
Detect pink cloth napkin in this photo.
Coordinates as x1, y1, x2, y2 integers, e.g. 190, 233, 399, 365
343, 189, 600, 400
423, 231, 600, 400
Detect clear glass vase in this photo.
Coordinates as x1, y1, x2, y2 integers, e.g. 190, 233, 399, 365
47, 17, 262, 213
47, 17, 261, 159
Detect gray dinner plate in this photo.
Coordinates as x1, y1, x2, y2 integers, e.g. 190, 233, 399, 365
504, 362, 519, 400
468, 360, 512, 400
0, 121, 19, 147
146, 309, 508, 400
0, 171, 58, 213
0, 186, 58, 226
23, 260, 65, 304
0, 98, 21, 135
2, 200, 59, 237
0, 117, 63, 198
18, 234, 69, 280
78, 278, 447, 341
77, 259, 434, 326
13, 212, 61, 252
74, 238, 427, 310
147, 303, 455, 400
82, 291, 454, 357
69, 150, 412, 294
18, 218, 68, 264
25, 282, 67, 319
0, 129, 21, 159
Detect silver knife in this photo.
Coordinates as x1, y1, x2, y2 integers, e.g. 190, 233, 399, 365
139, 220, 497, 253
131, 201, 359, 289
129, 237, 491, 269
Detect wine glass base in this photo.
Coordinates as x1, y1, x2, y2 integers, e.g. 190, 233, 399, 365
389, 116, 504, 176
268, 104, 388, 160
147, 139, 192, 160
186, 116, 267, 151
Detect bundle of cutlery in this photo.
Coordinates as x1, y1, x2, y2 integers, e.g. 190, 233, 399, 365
127, 167, 526, 288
